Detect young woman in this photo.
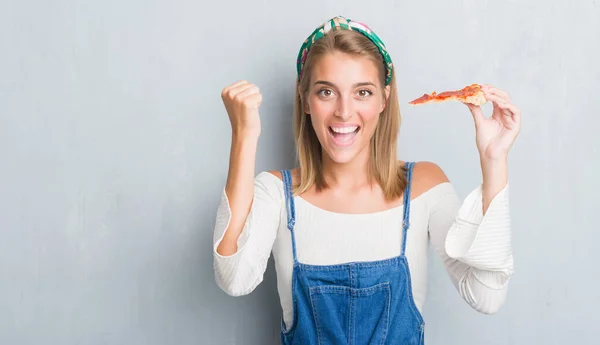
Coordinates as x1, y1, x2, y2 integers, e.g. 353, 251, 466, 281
213, 16, 520, 345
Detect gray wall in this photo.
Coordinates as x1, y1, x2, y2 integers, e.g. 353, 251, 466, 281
1, 0, 598, 344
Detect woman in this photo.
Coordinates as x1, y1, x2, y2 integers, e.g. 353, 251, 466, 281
213, 16, 520, 344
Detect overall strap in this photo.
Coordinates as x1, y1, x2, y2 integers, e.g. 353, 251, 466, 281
281, 169, 298, 264
401, 162, 415, 256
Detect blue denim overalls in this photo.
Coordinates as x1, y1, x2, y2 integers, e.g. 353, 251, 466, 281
280, 162, 425, 345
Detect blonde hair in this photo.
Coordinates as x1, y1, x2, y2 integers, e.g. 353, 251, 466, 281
293, 29, 407, 200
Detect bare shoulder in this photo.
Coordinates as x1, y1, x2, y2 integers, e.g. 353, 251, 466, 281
410, 161, 450, 198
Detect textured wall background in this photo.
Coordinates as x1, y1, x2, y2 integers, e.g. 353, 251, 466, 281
1, 0, 598, 344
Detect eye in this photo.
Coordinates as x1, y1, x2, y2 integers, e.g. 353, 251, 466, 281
358, 89, 373, 97
317, 88, 334, 97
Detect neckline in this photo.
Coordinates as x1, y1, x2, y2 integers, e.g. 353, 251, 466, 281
295, 195, 404, 216
265, 171, 451, 216
290, 181, 450, 217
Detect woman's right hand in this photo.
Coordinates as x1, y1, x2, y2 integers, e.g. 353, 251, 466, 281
221, 80, 263, 138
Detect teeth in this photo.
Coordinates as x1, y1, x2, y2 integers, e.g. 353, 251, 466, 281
330, 126, 358, 134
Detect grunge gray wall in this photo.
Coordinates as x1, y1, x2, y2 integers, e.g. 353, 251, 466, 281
1, 0, 598, 344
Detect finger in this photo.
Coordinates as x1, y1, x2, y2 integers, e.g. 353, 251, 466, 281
222, 80, 248, 95
230, 83, 258, 99
512, 105, 522, 129
488, 97, 521, 130
500, 103, 521, 129
484, 93, 510, 110
499, 108, 516, 129
490, 95, 517, 115
464, 102, 485, 126
482, 85, 511, 102
244, 93, 263, 109
230, 80, 248, 88
234, 85, 260, 101
483, 93, 518, 128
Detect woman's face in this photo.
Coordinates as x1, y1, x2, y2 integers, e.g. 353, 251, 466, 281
305, 51, 390, 165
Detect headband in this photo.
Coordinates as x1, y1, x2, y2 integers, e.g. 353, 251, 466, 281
296, 16, 394, 85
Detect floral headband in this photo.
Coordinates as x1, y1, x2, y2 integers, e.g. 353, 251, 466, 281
296, 16, 394, 85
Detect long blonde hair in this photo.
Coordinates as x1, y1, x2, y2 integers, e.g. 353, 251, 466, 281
293, 29, 407, 200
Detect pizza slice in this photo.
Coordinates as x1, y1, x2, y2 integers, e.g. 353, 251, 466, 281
408, 83, 487, 106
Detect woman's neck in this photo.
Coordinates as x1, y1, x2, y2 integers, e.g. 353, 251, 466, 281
321, 148, 372, 189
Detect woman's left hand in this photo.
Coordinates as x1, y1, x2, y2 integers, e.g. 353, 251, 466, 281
465, 85, 522, 161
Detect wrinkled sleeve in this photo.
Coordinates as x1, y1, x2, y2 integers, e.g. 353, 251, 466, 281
212, 171, 282, 297
428, 182, 514, 314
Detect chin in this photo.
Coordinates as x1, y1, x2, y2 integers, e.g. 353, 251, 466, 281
322, 130, 370, 164
324, 149, 359, 164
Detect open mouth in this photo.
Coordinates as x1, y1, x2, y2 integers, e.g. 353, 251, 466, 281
328, 125, 360, 146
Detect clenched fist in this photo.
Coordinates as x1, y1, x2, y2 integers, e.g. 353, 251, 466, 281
221, 80, 263, 138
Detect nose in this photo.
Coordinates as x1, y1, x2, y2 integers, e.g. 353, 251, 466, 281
334, 95, 352, 120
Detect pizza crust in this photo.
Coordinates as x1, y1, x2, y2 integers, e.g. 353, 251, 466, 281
461, 91, 487, 106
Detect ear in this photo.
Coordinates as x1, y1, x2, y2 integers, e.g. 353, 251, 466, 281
302, 93, 311, 114
380, 85, 391, 112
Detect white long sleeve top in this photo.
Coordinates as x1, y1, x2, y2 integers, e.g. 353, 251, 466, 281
212, 171, 514, 330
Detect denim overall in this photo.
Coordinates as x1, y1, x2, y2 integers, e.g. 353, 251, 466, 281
280, 162, 425, 345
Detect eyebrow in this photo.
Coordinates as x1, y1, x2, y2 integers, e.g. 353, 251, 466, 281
314, 80, 376, 88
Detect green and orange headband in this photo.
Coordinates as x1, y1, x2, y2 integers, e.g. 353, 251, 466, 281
296, 16, 394, 85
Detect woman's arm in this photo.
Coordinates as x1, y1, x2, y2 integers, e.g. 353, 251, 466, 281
216, 135, 260, 256
480, 157, 507, 214
216, 80, 263, 256
467, 85, 521, 213
213, 80, 281, 297
428, 180, 514, 314
428, 85, 520, 313
213, 172, 282, 296
417, 162, 513, 314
